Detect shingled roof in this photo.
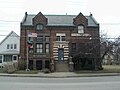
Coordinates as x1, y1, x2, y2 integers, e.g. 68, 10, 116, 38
21, 13, 99, 27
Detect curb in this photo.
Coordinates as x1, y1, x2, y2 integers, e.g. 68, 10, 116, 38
0, 73, 120, 78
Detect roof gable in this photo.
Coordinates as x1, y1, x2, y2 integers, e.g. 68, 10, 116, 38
33, 12, 47, 25
0, 31, 19, 45
21, 12, 99, 27
73, 12, 88, 26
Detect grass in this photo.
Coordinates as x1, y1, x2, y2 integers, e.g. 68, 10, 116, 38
75, 65, 120, 73
102, 65, 120, 73
1, 65, 120, 74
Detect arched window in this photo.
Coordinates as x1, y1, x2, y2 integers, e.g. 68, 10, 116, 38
78, 25, 84, 33
36, 24, 43, 30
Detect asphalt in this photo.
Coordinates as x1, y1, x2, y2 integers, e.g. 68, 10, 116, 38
0, 72, 120, 78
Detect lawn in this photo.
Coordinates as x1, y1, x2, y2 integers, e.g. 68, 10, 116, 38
75, 65, 120, 73
102, 65, 120, 73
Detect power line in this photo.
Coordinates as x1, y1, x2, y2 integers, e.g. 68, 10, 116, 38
0, 35, 119, 39
0, 20, 20, 22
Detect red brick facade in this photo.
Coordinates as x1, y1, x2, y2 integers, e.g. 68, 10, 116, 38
20, 12, 101, 71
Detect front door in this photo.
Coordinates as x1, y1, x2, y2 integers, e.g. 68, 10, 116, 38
58, 48, 64, 61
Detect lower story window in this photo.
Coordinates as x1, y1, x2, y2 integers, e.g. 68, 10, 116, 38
0, 55, 3, 63
12, 55, 18, 61
4, 55, 12, 62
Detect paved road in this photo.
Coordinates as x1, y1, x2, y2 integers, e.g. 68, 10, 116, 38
0, 76, 120, 90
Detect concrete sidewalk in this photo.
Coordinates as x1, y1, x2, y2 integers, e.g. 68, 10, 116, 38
0, 72, 120, 78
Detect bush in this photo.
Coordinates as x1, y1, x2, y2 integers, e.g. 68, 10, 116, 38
3, 62, 18, 74
42, 68, 50, 74
18, 60, 26, 70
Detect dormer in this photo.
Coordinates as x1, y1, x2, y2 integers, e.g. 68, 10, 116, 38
73, 12, 88, 27
33, 12, 48, 27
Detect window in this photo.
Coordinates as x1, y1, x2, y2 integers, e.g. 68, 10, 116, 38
56, 36, 65, 41
56, 36, 60, 41
29, 37, 33, 41
45, 43, 50, 53
11, 44, 13, 49
78, 25, 84, 33
61, 36, 65, 41
7, 44, 9, 49
0, 55, 3, 63
72, 43, 76, 52
4, 55, 12, 62
45, 36, 50, 42
36, 24, 43, 30
12, 55, 18, 61
36, 43, 42, 53
37, 36, 43, 42
14, 44, 17, 49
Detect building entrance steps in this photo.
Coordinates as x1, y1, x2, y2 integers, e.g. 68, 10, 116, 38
55, 61, 69, 72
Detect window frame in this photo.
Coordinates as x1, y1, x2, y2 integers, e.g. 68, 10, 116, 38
37, 36, 43, 42
0, 55, 3, 63
36, 24, 43, 31
7, 44, 9, 49
45, 43, 50, 53
45, 36, 50, 42
12, 55, 18, 61
14, 44, 17, 49
56, 33, 66, 42
78, 25, 84, 34
36, 43, 43, 53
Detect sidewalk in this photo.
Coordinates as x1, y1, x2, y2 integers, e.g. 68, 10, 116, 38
0, 72, 120, 78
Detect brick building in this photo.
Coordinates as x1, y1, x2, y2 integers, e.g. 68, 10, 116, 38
20, 12, 101, 71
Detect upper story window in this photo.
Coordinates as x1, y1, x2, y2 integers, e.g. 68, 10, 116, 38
36, 24, 43, 30
14, 44, 17, 49
78, 25, 84, 33
7, 44, 17, 50
36, 43, 43, 53
45, 36, 50, 42
61, 36, 65, 41
37, 36, 43, 42
7, 44, 9, 49
29, 37, 33, 41
56, 33, 66, 41
11, 44, 13, 49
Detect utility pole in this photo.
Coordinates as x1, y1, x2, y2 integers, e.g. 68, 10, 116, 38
26, 31, 30, 71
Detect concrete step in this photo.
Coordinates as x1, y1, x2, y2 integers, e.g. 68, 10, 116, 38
55, 62, 69, 72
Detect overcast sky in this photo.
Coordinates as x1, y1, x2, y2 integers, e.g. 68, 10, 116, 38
0, 0, 120, 41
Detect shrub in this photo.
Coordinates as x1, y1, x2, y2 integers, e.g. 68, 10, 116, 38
42, 68, 50, 74
18, 60, 26, 70
3, 62, 18, 74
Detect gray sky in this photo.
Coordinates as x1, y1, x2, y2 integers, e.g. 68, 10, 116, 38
0, 0, 120, 41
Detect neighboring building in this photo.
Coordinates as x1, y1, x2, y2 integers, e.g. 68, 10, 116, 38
0, 31, 20, 68
20, 12, 101, 71
102, 51, 114, 65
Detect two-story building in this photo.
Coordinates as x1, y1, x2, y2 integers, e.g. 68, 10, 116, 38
0, 31, 20, 68
20, 12, 101, 71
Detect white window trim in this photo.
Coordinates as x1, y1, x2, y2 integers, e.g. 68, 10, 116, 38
12, 55, 18, 62
78, 25, 84, 34
56, 33, 66, 42
56, 33, 66, 36
0, 55, 3, 63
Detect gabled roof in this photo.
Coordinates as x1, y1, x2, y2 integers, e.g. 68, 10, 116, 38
0, 31, 20, 45
21, 13, 99, 27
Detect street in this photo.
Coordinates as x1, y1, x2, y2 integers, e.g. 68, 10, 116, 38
0, 76, 120, 90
